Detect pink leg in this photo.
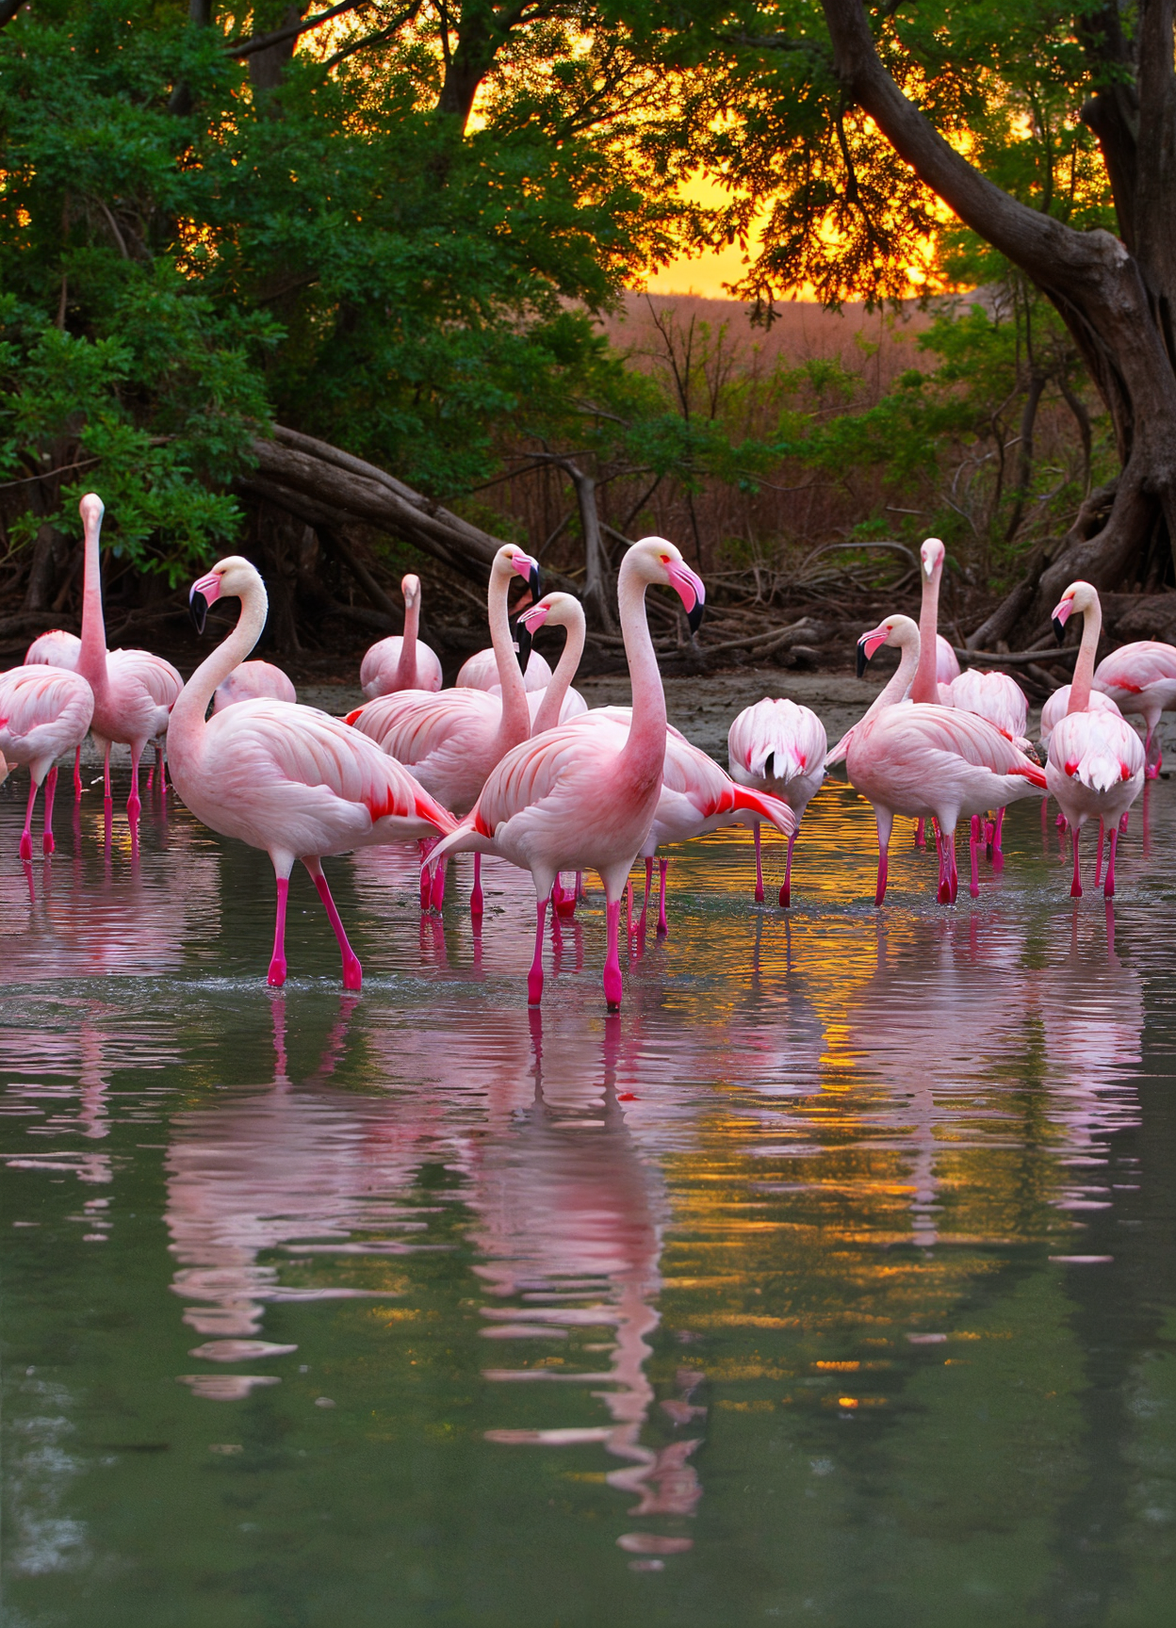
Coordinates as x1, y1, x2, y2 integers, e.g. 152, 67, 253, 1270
643, 857, 654, 925
304, 857, 362, 990
127, 747, 142, 827
19, 779, 37, 862
1094, 819, 1105, 887
42, 768, 57, 856
1119, 810, 1129, 835
1070, 827, 1083, 898
418, 840, 433, 910
603, 897, 623, 1011
73, 746, 82, 801
1144, 722, 1160, 779
626, 879, 633, 937
753, 825, 765, 903
430, 855, 446, 911
947, 832, 959, 903
936, 829, 951, 904
1104, 827, 1119, 897
657, 859, 668, 935
1056, 808, 1067, 830
269, 876, 290, 986
780, 831, 795, 908
470, 852, 483, 918
969, 816, 980, 899
875, 839, 890, 906
528, 896, 548, 1005
914, 817, 926, 849
993, 807, 1005, 868
103, 745, 112, 810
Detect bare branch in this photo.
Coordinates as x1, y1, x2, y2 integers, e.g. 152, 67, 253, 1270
224, 0, 369, 60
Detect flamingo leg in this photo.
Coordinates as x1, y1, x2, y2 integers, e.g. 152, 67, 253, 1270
42, 768, 57, 856
127, 747, 142, 827
780, 831, 795, 908
268, 875, 290, 986
1094, 819, 1105, 887
947, 830, 959, 903
1070, 827, 1083, 897
418, 840, 433, 910
643, 857, 654, 925
73, 746, 83, 801
935, 828, 951, 904
528, 896, 549, 1005
753, 824, 765, 903
993, 807, 1006, 867
874, 809, 893, 906
969, 816, 981, 898
304, 857, 362, 990
103, 745, 112, 811
603, 897, 623, 1011
1104, 826, 1119, 897
430, 855, 446, 912
19, 779, 38, 862
1144, 718, 1161, 779
914, 817, 926, 849
470, 852, 484, 919
657, 859, 669, 935
1119, 810, 1130, 835
626, 879, 634, 937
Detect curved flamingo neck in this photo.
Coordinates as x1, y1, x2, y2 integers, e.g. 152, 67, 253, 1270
395, 585, 420, 688
531, 610, 585, 735
76, 509, 109, 693
169, 575, 269, 757
489, 559, 530, 750
864, 628, 921, 723
910, 563, 943, 704
617, 559, 665, 779
1067, 595, 1102, 714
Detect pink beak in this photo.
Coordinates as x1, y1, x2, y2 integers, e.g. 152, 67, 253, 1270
1051, 597, 1073, 627
192, 571, 222, 603
519, 602, 551, 632
666, 559, 706, 631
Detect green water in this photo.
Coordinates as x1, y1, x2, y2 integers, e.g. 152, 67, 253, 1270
0, 775, 1172, 1626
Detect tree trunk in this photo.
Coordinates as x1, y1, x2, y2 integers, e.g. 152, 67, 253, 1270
564, 464, 617, 633
822, 0, 1176, 641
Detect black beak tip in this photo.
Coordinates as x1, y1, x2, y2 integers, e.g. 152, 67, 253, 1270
1052, 616, 1066, 645
856, 641, 868, 678
687, 601, 705, 635
514, 616, 533, 675
528, 566, 541, 603
189, 589, 208, 636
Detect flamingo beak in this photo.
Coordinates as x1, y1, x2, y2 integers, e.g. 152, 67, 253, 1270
857, 627, 888, 676
923, 554, 934, 578
189, 570, 221, 635
666, 559, 706, 633
512, 551, 541, 603
513, 616, 533, 675
1051, 598, 1073, 643
519, 602, 551, 633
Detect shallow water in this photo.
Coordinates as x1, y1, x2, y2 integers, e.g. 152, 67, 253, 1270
0, 771, 1173, 1628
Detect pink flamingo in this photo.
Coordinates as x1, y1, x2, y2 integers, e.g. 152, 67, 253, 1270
945, 666, 1030, 861
213, 660, 296, 712
169, 555, 457, 989
1093, 637, 1176, 778
346, 545, 539, 913
423, 537, 707, 1010
1047, 582, 1145, 897
514, 592, 588, 733
908, 537, 960, 845
73, 495, 182, 824
359, 574, 443, 698
728, 697, 826, 907
1040, 683, 1121, 757
841, 614, 1048, 904
0, 664, 94, 858
457, 637, 551, 693
26, 630, 86, 799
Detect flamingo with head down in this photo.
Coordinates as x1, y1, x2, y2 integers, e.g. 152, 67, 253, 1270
25, 630, 86, 800
1047, 581, 1145, 897
1093, 637, 1176, 778
0, 664, 94, 859
212, 660, 297, 712
359, 574, 444, 698
837, 615, 1048, 904
728, 697, 826, 907
168, 556, 457, 990
424, 538, 711, 1010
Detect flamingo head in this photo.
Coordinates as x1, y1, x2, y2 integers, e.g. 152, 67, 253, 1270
1051, 580, 1098, 643
495, 545, 541, 606
401, 573, 421, 609
519, 591, 583, 635
856, 613, 918, 677
190, 555, 263, 634
78, 492, 105, 534
920, 536, 946, 580
626, 537, 706, 631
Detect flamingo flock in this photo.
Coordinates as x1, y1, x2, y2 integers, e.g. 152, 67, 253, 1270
2, 498, 1172, 1009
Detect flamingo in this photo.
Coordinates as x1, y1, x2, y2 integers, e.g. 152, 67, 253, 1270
514, 592, 589, 734
908, 537, 960, 707
346, 544, 540, 913
944, 666, 1031, 861
0, 664, 94, 859
457, 638, 551, 693
168, 555, 457, 990
26, 630, 86, 799
1040, 684, 1121, 758
73, 494, 183, 824
1047, 582, 1145, 897
839, 615, 1048, 904
1093, 638, 1176, 778
728, 697, 827, 907
212, 660, 297, 712
359, 574, 443, 698
424, 537, 716, 1011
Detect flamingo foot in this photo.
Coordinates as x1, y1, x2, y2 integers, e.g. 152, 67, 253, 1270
470, 853, 484, 919
779, 880, 790, 908
267, 956, 288, 987
875, 849, 889, 908
1070, 829, 1083, 898
1119, 811, 1130, 835
42, 832, 55, 857
18, 830, 32, 862
1104, 828, 1118, 898
528, 898, 548, 1005
73, 747, 83, 802
603, 898, 623, 1011
127, 793, 141, 826
914, 817, 926, 849
657, 859, 669, 936
969, 816, 980, 899
430, 858, 446, 912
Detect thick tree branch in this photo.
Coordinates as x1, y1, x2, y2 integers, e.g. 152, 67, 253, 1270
225, 1, 368, 59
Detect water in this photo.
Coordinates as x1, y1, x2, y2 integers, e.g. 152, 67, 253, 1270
0, 773, 1173, 1627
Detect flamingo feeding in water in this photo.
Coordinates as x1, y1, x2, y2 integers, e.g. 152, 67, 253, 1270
838, 615, 1048, 904
1093, 637, 1176, 778
1046, 582, 1145, 897
728, 697, 826, 907
213, 660, 297, 712
169, 556, 457, 990
359, 574, 444, 698
346, 544, 540, 913
425, 537, 716, 1010
0, 664, 94, 859
73, 494, 183, 824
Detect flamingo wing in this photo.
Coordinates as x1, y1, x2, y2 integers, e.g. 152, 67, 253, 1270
1094, 640, 1176, 694
1048, 710, 1145, 792
25, 630, 81, 669
108, 648, 183, 710
866, 704, 1047, 781
728, 697, 827, 787
935, 634, 961, 685
0, 665, 94, 770
948, 669, 1028, 738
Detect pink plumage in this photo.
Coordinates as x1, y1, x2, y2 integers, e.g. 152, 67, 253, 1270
728, 696, 826, 906
947, 668, 1029, 741
213, 660, 297, 712
1093, 639, 1176, 777
360, 574, 443, 698
935, 634, 960, 685
0, 663, 94, 858
1040, 685, 1120, 755
26, 629, 82, 669
457, 645, 551, 692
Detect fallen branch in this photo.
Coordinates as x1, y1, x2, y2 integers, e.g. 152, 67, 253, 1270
952, 644, 1077, 667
